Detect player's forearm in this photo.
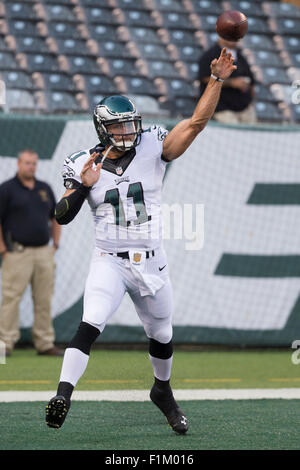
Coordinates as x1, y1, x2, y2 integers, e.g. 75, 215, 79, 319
55, 184, 91, 225
190, 77, 223, 131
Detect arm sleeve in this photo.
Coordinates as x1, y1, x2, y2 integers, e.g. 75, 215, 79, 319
55, 184, 91, 225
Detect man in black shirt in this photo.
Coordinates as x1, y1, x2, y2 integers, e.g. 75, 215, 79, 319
198, 36, 256, 124
0, 149, 63, 356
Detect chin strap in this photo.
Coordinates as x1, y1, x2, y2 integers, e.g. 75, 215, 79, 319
101, 145, 114, 163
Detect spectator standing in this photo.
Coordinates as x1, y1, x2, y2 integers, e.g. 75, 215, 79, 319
0, 149, 63, 356
198, 36, 257, 124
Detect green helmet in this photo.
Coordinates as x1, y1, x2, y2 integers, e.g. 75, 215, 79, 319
93, 95, 142, 151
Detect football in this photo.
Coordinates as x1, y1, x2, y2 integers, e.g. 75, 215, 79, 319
216, 10, 248, 41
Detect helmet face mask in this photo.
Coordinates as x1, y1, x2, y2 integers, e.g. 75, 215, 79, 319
93, 96, 142, 152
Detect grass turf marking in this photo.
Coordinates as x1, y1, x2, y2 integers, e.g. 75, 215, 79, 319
2, 388, 300, 402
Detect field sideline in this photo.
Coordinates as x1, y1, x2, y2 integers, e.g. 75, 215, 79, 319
1, 348, 300, 450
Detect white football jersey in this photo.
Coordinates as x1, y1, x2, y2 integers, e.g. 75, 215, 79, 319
62, 125, 169, 252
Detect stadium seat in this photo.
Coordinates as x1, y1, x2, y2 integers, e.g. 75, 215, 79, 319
120, 9, 158, 28
134, 42, 172, 61
279, 36, 300, 53
250, 50, 285, 68
103, 57, 144, 78
24, 53, 61, 73
4, 2, 40, 21
5, 89, 37, 112
265, 2, 300, 19
155, 77, 197, 98
159, 12, 198, 30
184, 61, 200, 81
83, 6, 120, 25
290, 104, 300, 123
242, 34, 276, 51
123, 26, 165, 45
43, 4, 79, 23
38, 90, 83, 113
144, 60, 182, 79
166, 28, 203, 46
115, 0, 151, 11
246, 17, 272, 35
289, 52, 300, 68
254, 101, 284, 122
64, 55, 103, 74
174, 44, 203, 62
197, 14, 219, 31
6, 19, 43, 37
0, 70, 36, 90
0, 51, 20, 70
42, 0, 75, 4
152, 0, 187, 13
203, 31, 219, 47
47, 21, 82, 39
227, 1, 266, 18
117, 76, 161, 97
160, 95, 197, 117
260, 66, 291, 85
77, 0, 114, 7
12, 36, 50, 54
76, 73, 120, 96
97, 39, 134, 59
274, 18, 300, 36
86, 24, 122, 42
127, 95, 163, 116
188, 0, 223, 16
34, 72, 77, 93
254, 83, 278, 103
53, 38, 93, 56
0, 35, 6, 51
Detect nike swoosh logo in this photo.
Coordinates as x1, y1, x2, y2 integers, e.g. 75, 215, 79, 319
159, 265, 167, 271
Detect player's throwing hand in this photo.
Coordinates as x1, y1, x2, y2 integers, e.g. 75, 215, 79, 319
80, 152, 101, 187
210, 47, 237, 81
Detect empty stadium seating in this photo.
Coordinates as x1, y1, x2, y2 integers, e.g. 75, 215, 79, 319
0, 0, 299, 123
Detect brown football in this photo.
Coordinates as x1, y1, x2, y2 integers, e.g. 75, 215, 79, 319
216, 10, 248, 41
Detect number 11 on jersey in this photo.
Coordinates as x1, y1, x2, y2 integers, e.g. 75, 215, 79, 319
104, 182, 151, 226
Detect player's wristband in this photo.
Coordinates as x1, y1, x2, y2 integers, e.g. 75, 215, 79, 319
55, 183, 91, 225
211, 74, 224, 82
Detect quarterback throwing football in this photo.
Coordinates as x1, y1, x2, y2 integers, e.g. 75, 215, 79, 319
45, 49, 236, 434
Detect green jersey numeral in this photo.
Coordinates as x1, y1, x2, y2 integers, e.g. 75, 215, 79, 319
104, 182, 151, 226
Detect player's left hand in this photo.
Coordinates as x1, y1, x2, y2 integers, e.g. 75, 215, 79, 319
80, 152, 101, 187
210, 48, 237, 80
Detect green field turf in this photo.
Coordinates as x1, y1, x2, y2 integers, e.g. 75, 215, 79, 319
0, 348, 299, 390
1, 348, 300, 450
0, 400, 299, 450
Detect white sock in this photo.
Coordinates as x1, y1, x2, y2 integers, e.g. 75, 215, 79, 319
59, 348, 89, 387
149, 354, 173, 381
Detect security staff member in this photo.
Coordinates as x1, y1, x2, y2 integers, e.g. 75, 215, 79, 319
0, 149, 63, 356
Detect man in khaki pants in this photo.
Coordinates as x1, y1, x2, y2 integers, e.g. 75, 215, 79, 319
0, 149, 63, 356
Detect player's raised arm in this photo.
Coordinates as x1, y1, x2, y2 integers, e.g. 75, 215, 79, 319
162, 48, 236, 162
55, 152, 101, 225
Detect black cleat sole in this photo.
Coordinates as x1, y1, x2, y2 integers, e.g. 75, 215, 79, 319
45, 395, 69, 429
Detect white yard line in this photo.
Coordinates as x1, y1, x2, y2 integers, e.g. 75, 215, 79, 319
0, 388, 300, 402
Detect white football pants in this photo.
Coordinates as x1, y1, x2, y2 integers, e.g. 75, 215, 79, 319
82, 246, 173, 344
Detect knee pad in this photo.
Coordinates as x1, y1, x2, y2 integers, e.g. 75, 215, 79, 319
68, 321, 100, 355
149, 338, 173, 359
146, 322, 173, 345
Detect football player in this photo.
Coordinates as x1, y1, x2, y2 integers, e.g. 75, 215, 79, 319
45, 49, 236, 434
